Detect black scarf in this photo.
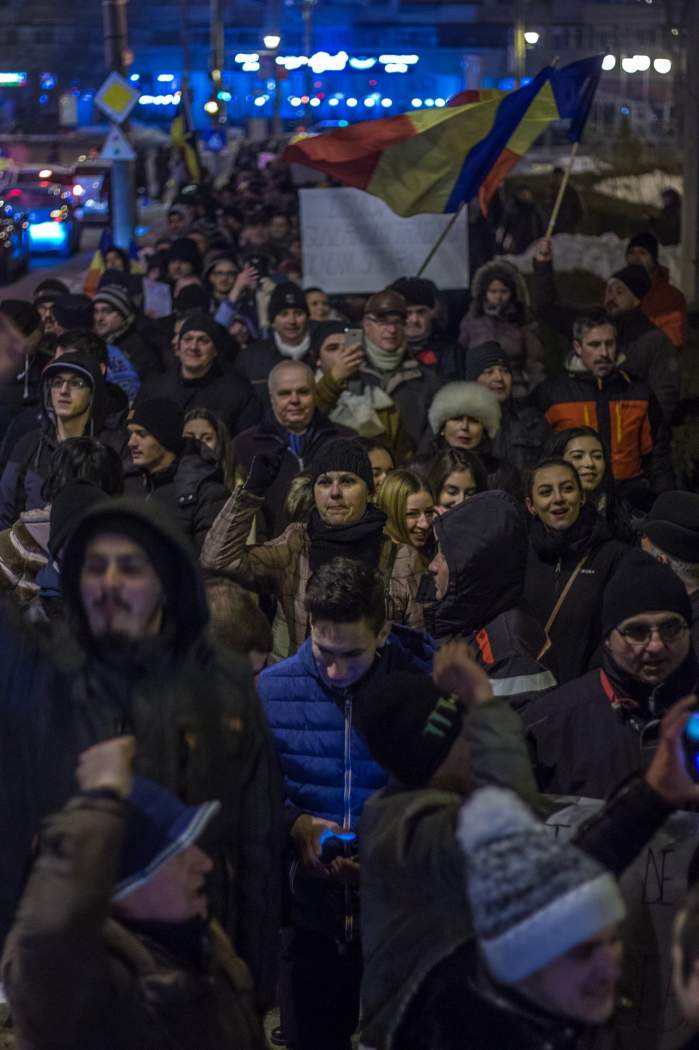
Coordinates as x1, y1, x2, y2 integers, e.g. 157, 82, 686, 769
529, 501, 607, 563
307, 504, 387, 573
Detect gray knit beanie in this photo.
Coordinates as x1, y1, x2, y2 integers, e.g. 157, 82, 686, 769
457, 787, 626, 983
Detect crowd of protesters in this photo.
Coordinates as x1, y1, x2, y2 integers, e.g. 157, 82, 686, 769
0, 139, 697, 1050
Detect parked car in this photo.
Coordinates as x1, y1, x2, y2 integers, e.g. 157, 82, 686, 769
0, 193, 30, 283
4, 185, 81, 257
72, 161, 111, 223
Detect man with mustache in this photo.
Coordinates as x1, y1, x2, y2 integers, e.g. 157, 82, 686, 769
0, 497, 281, 1015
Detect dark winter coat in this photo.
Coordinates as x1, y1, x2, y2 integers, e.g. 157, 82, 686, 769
0, 500, 282, 1010
124, 439, 230, 550
531, 258, 681, 424
113, 320, 163, 381
493, 398, 551, 472
521, 648, 699, 799
531, 355, 675, 492
523, 504, 627, 683
422, 491, 556, 700
0, 352, 42, 448
0, 357, 130, 528
3, 794, 265, 1050
692, 589, 699, 657
258, 626, 435, 941
232, 410, 352, 539
139, 360, 261, 438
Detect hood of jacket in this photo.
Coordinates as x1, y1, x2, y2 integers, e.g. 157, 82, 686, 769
471, 259, 531, 310
40, 352, 109, 435
60, 496, 210, 654
423, 490, 529, 638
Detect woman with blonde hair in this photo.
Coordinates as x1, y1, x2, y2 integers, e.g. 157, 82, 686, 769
377, 469, 435, 562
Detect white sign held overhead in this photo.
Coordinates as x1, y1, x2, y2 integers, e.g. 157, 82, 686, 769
300, 187, 468, 293
101, 125, 136, 162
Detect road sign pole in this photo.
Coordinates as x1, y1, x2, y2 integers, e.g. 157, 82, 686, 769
102, 0, 136, 249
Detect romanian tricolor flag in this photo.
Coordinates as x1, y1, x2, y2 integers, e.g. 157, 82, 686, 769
283, 56, 603, 218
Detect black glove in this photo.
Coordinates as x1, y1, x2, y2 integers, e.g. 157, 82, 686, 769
245, 450, 285, 497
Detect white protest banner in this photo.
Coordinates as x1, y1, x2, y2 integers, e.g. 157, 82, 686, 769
300, 187, 468, 293
546, 799, 699, 1050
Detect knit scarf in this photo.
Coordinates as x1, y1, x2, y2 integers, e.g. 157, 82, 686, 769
363, 334, 406, 373
274, 330, 311, 361
307, 504, 387, 573
529, 501, 605, 562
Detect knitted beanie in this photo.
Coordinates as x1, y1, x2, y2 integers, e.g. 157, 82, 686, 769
168, 237, 202, 273
53, 294, 95, 331
269, 282, 309, 322
174, 284, 210, 313
33, 278, 69, 307
643, 492, 699, 563
130, 398, 185, 455
464, 342, 511, 382
357, 671, 463, 786
601, 549, 692, 637
428, 382, 501, 438
94, 284, 133, 320
609, 264, 651, 301
178, 312, 228, 356
310, 437, 375, 494
310, 320, 346, 361
0, 300, 41, 336
627, 232, 659, 263
457, 787, 626, 983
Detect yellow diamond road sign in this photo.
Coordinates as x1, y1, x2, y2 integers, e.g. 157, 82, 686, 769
94, 72, 140, 124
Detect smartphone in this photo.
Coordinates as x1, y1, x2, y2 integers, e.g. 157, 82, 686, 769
683, 711, 699, 781
344, 327, 362, 348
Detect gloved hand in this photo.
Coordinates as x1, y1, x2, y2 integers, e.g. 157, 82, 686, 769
245, 449, 285, 496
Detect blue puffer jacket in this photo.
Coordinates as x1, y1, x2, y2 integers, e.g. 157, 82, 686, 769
259, 625, 436, 829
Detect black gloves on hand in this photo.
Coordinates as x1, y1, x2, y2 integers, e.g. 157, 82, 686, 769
245, 449, 286, 497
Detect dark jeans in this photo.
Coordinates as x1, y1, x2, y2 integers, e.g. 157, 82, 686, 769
281, 926, 363, 1050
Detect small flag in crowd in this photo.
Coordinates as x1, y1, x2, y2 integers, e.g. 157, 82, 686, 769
283, 55, 605, 219
83, 228, 141, 296
171, 86, 203, 185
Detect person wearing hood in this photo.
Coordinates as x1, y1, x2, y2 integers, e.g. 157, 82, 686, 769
200, 438, 425, 660
523, 458, 627, 684
93, 284, 162, 381
166, 236, 202, 282
466, 341, 550, 471
0, 300, 44, 444
455, 260, 546, 398
0, 497, 281, 1011
235, 282, 313, 408
0, 352, 130, 528
232, 360, 352, 540
390, 276, 454, 370
126, 397, 230, 551
139, 311, 261, 437
521, 549, 698, 799
258, 558, 435, 1050
421, 489, 556, 701
626, 230, 687, 350
641, 491, 699, 653
531, 308, 675, 504
421, 381, 523, 498
532, 237, 680, 423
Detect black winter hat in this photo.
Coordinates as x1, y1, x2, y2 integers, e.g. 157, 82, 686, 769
464, 341, 511, 382
0, 300, 41, 336
310, 321, 346, 361
269, 282, 309, 322
310, 438, 375, 494
49, 480, 108, 559
130, 398, 184, 455
644, 492, 699, 563
391, 277, 437, 309
167, 237, 202, 274
52, 294, 95, 331
174, 284, 210, 313
178, 312, 228, 355
33, 278, 69, 307
627, 232, 659, 263
601, 550, 692, 637
357, 671, 463, 786
609, 264, 651, 302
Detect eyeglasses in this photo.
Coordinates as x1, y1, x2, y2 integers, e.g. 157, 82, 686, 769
49, 376, 89, 391
615, 619, 688, 646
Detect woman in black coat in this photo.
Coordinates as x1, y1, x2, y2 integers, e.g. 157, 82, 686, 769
523, 458, 627, 683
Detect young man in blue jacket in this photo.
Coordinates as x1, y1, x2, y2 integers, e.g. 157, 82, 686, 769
257, 556, 435, 1050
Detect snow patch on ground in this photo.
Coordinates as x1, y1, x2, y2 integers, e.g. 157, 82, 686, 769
500, 232, 681, 285
593, 170, 682, 205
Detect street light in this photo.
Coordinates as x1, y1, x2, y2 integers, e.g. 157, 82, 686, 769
523, 31, 540, 45
602, 54, 616, 71
261, 34, 282, 134
633, 54, 651, 71
654, 57, 672, 74
621, 56, 638, 73
264, 33, 281, 50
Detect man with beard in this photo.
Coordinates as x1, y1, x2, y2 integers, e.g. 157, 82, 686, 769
0, 497, 281, 1013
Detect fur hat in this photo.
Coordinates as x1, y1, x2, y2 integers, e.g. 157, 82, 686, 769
428, 382, 501, 439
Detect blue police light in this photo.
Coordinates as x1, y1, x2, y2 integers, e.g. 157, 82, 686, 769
28, 222, 69, 248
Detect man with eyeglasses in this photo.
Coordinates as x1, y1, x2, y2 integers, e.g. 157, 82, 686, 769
520, 549, 698, 800
203, 253, 239, 310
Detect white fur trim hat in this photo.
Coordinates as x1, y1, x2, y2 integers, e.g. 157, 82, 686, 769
457, 787, 626, 984
428, 382, 501, 438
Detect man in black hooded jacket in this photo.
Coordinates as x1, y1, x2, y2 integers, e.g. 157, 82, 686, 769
420, 490, 556, 701
0, 498, 281, 1013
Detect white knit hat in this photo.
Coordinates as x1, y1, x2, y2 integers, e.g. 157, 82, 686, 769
457, 787, 626, 983
427, 382, 501, 438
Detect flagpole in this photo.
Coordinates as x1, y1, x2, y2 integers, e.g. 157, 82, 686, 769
544, 140, 579, 238
417, 205, 464, 278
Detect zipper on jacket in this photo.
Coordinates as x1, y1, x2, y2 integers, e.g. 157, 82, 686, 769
343, 693, 354, 942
